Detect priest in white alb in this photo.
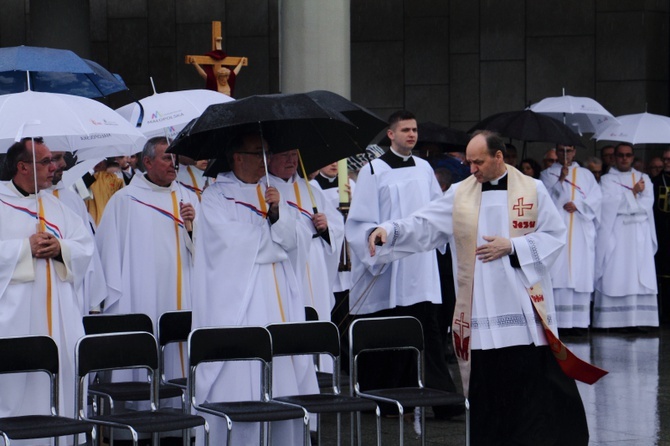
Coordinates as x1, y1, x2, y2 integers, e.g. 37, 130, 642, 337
367, 131, 594, 445
96, 136, 199, 396
595, 142, 658, 329
177, 156, 209, 201
540, 143, 601, 332
0, 138, 94, 445
191, 133, 317, 446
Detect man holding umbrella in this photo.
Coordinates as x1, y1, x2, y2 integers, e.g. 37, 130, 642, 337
540, 144, 602, 334
0, 137, 94, 433
191, 133, 317, 446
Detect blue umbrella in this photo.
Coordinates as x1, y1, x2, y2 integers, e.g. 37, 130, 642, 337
0, 46, 127, 98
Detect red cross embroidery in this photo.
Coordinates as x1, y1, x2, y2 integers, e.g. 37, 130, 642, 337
453, 312, 471, 360
512, 197, 533, 217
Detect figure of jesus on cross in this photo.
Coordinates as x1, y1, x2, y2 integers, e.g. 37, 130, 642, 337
186, 21, 248, 97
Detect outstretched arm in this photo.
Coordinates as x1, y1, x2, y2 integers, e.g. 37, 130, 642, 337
188, 56, 208, 80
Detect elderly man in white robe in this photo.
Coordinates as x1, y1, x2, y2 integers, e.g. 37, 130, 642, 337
267, 150, 344, 351
345, 110, 457, 418
367, 130, 592, 445
0, 138, 94, 445
96, 136, 198, 396
191, 133, 317, 446
540, 144, 602, 334
595, 142, 658, 330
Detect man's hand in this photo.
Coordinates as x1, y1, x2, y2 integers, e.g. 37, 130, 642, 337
367, 227, 387, 257
180, 202, 195, 223
476, 235, 512, 263
633, 178, 645, 195
30, 232, 61, 259
312, 212, 328, 233
563, 201, 577, 213
558, 164, 569, 182
265, 186, 280, 221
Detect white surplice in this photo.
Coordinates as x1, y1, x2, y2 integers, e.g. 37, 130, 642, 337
96, 173, 199, 387
540, 163, 602, 327
594, 168, 658, 328
177, 164, 208, 200
191, 172, 317, 446
373, 178, 566, 350
0, 182, 94, 445
269, 172, 344, 325
345, 157, 444, 315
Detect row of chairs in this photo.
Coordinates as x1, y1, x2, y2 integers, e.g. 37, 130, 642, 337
0, 311, 468, 446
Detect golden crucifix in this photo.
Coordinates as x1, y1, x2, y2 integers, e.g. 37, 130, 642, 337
185, 21, 248, 97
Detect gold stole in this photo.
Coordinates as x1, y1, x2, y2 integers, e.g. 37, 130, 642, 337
186, 166, 202, 201
37, 197, 53, 336
169, 191, 185, 376
292, 182, 315, 306
452, 165, 607, 397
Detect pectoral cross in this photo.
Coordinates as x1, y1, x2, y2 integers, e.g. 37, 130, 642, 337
184, 21, 248, 69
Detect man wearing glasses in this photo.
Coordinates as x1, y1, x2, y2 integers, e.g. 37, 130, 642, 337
595, 143, 658, 331
540, 144, 602, 335
0, 137, 94, 432
652, 148, 670, 322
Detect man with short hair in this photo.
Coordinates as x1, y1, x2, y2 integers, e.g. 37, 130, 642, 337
647, 156, 664, 178
595, 143, 658, 329
585, 156, 603, 183
0, 137, 94, 433
652, 148, 670, 322
600, 145, 615, 174
96, 136, 199, 391
540, 144, 601, 333
542, 148, 558, 170
191, 133, 317, 446
346, 110, 457, 418
367, 130, 589, 445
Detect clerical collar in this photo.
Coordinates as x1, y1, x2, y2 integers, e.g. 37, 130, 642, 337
380, 148, 416, 169
314, 172, 338, 190
482, 172, 508, 191
141, 173, 172, 190
12, 180, 32, 197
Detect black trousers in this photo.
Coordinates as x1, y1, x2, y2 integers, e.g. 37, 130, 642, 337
469, 344, 589, 446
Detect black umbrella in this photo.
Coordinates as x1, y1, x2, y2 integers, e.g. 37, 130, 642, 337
378, 121, 470, 151
168, 92, 363, 175
0, 46, 127, 98
468, 109, 584, 147
305, 90, 387, 148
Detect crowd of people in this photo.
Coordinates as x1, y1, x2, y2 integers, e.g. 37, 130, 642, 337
0, 108, 668, 446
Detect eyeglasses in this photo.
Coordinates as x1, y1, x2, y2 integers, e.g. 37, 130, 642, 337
615, 153, 634, 158
238, 152, 268, 158
24, 158, 55, 166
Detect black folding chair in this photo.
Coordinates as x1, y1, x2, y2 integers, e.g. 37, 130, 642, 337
304, 306, 334, 389
349, 316, 469, 446
157, 310, 192, 395
267, 321, 380, 446
82, 313, 183, 412
188, 326, 310, 446
0, 335, 94, 446
75, 331, 209, 446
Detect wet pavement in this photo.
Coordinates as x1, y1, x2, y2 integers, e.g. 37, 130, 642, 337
315, 326, 669, 445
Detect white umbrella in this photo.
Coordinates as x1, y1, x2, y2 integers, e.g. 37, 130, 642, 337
0, 90, 146, 153
116, 89, 234, 139
594, 112, 670, 145
530, 94, 619, 135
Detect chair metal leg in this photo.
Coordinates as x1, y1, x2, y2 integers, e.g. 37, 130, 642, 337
397, 403, 404, 446
375, 407, 381, 446
465, 398, 471, 446
420, 407, 426, 446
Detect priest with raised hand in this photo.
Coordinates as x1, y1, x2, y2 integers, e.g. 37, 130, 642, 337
190, 132, 317, 446
0, 138, 94, 444
367, 130, 591, 445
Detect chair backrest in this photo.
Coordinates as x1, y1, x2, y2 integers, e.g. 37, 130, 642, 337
188, 326, 272, 367
157, 310, 192, 346
267, 321, 339, 358
83, 313, 154, 335
0, 335, 59, 375
349, 316, 424, 357
304, 305, 319, 322
76, 331, 159, 376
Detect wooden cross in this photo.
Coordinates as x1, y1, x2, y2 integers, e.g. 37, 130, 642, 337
184, 21, 248, 68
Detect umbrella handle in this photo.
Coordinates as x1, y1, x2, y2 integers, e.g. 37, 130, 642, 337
297, 149, 318, 214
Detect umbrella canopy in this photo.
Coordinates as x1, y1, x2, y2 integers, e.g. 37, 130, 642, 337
0, 46, 127, 98
377, 121, 470, 152
0, 90, 146, 154
168, 92, 362, 174
529, 94, 618, 135
468, 109, 585, 147
305, 90, 387, 148
593, 112, 670, 145
116, 89, 235, 139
